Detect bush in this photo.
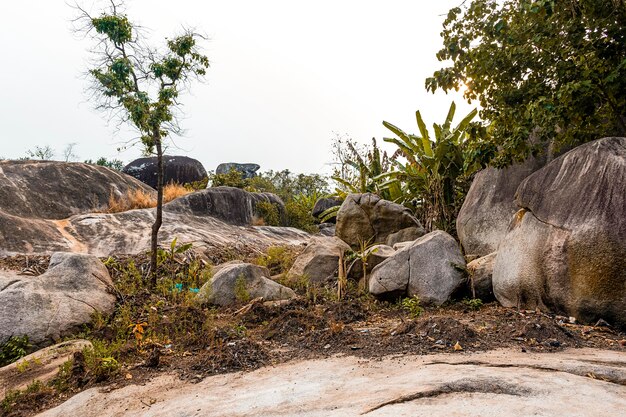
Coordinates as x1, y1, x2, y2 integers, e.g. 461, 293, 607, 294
254, 201, 281, 226
0, 335, 30, 367
106, 183, 191, 213
401, 296, 424, 319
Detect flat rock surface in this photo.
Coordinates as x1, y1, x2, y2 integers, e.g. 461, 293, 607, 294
39, 348, 626, 417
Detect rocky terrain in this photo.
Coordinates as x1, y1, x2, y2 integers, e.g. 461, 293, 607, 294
1, 137, 625, 416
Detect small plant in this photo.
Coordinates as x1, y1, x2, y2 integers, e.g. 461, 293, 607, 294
254, 246, 297, 276
0, 335, 30, 367
254, 201, 281, 226
128, 321, 148, 349
401, 295, 424, 319
234, 274, 251, 303
463, 298, 484, 311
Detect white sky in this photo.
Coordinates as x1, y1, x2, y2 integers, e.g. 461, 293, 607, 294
0, 0, 472, 175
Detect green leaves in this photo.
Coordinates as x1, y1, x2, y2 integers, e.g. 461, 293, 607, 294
92, 15, 133, 44
429, 0, 626, 165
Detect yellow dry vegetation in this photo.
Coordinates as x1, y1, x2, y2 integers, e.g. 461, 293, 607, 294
107, 183, 191, 213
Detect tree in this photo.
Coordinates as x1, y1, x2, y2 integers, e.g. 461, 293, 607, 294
85, 156, 125, 170
426, 0, 626, 166
76, 1, 209, 285
25, 145, 55, 160
63, 143, 79, 162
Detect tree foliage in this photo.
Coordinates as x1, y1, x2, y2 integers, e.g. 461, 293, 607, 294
76, 1, 209, 284
427, 0, 626, 165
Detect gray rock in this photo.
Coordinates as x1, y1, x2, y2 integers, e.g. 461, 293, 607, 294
288, 237, 350, 284
215, 163, 260, 179
369, 231, 466, 305
335, 193, 423, 249
0, 253, 116, 348
385, 226, 426, 247
317, 223, 336, 237
0, 160, 154, 220
467, 252, 497, 301
123, 156, 207, 189
493, 137, 626, 329
456, 156, 545, 257
198, 263, 296, 306
311, 197, 343, 222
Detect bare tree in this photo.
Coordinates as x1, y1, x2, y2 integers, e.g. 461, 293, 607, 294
63, 142, 79, 162
74, 0, 209, 286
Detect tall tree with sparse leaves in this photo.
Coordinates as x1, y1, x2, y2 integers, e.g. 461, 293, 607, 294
427, 0, 626, 166
76, 1, 209, 286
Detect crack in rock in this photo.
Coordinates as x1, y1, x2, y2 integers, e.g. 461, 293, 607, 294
362, 378, 532, 414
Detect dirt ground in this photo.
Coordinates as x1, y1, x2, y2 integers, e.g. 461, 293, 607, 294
1, 254, 625, 417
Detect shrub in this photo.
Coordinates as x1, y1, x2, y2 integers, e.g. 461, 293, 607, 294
0, 335, 30, 367
463, 298, 483, 311
254, 246, 298, 276
106, 183, 191, 213
254, 201, 281, 226
234, 274, 251, 303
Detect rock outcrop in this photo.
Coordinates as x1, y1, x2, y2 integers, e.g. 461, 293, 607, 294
0, 186, 309, 257
288, 237, 350, 284
456, 156, 545, 256
492, 137, 626, 329
123, 156, 207, 189
197, 262, 296, 306
335, 193, 424, 249
0, 160, 154, 220
215, 163, 260, 179
0, 253, 116, 348
369, 231, 466, 305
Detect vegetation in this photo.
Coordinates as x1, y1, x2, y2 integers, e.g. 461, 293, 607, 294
381, 102, 494, 233
84, 157, 125, 171
401, 295, 424, 319
0, 335, 30, 367
427, 0, 626, 166
209, 169, 330, 232
105, 183, 190, 213
77, 1, 209, 285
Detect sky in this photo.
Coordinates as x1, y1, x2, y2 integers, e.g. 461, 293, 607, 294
0, 0, 472, 175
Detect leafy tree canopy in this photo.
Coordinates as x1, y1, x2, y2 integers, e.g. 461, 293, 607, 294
426, 0, 626, 165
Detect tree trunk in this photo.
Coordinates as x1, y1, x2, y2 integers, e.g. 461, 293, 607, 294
150, 134, 164, 287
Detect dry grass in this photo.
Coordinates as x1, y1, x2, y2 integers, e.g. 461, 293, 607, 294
106, 183, 192, 213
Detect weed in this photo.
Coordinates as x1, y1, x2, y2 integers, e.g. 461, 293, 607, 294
234, 274, 251, 303
254, 246, 298, 276
463, 298, 484, 311
163, 182, 191, 202
0, 335, 30, 367
401, 295, 424, 319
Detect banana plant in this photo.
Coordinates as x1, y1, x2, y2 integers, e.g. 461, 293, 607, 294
380, 102, 490, 233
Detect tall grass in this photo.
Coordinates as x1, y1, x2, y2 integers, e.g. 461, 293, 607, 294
107, 183, 191, 213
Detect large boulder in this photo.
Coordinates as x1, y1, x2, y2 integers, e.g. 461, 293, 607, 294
335, 193, 424, 249
0, 253, 116, 348
215, 163, 260, 179
0, 160, 154, 220
492, 137, 626, 329
165, 187, 285, 226
311, 197, 342, 222
456, 156, 545, 257
123, 156, 207, 189
288, 237, 350, 284
197, 263, 296, 306
369, 231, 466, 305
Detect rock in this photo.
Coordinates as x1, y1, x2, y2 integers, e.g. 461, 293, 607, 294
456, 156, 545, 257
311, 197, 343, 222
166, 187, 285, 227
0, 340, 92, 398
215, 163, 260, 179
0, 160, 154, 220
317, 223, 336, 237
348, 244, 395, 280
335, 193, 423, 249
37, 349, 626, 417
492, 137, 626, 329
198, 263, 296, 306
0, 253, 116, 347
385, 226, 426, 247
369, 231, 466, 305
467, 252, 497, 301
122, 156, 207, 189
288, 237, 350, 284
